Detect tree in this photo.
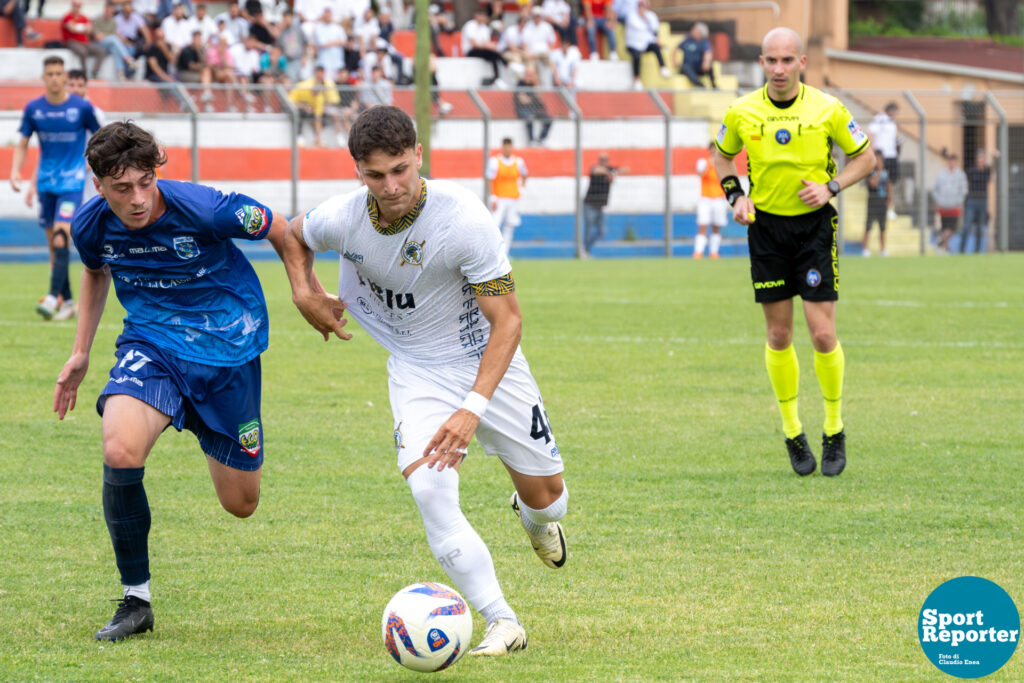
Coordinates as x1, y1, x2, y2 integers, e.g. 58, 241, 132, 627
983, 0, 1019, 36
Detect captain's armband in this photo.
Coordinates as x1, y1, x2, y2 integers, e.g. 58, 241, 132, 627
720, 175, 745, 207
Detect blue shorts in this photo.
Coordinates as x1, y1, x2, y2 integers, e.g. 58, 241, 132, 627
97, 340, 264, 471
38, 190, 83, 230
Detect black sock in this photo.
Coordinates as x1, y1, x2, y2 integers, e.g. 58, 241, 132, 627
50, 244, 69, 299
102, 464, 151, 587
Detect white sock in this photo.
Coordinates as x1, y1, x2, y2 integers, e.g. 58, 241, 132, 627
480, 598, 517, 625
124, 581, 151, 603
407, 466, 510, 617
693, 233, 708, 256
518, 486, 568, 536
709, 232, 722, 256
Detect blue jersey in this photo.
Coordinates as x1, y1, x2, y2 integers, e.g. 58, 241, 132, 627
18, 94, 100, 194
72, 179, 276, 366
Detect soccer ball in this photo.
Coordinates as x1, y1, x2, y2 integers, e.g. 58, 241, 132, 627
381, 582, 473, 673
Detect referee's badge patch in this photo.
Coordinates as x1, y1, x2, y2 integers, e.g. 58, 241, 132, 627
775, 129, 792, 145
716, 123, 727, 145
806, 269, 822, 287
847, 118, 868, 145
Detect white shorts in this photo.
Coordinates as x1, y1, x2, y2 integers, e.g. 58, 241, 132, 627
388, 351, 563, 477
697, 196, 729, 228
491, 197, 521, 230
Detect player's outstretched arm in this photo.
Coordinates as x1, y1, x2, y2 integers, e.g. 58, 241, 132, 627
280, 214, 352, 341
54, 266, 112, 420
424, 290, 523, 472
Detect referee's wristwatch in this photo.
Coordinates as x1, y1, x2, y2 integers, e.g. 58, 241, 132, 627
826, 180, 841, 197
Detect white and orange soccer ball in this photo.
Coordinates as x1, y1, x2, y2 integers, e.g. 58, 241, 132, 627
381, 582, 474, 673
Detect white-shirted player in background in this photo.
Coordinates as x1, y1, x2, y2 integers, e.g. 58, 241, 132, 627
280, 106, 568, 657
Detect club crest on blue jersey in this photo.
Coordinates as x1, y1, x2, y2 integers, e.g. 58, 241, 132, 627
173, 236, 200, 259
400, 239, 425, 267
775, 129, 791, 145
236, 205, 268, 235
238, 419, 261, 457
66, 107, 79, 124
806, 269, 822, 287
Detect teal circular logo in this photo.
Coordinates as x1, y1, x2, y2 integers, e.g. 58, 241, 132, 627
919, 576, 1020, 678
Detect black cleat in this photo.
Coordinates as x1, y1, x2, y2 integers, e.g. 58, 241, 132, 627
821, 430, 847, 477
94, 596, 154, 641
784, 432, 817, 476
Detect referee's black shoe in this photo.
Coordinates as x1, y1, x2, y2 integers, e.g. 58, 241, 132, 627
784, 432, 817, 476
821, 430, 847, 477
94, 596, 154, 641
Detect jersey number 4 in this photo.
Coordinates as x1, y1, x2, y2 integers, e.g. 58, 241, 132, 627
118, 349, 153, 373
530, 403, 553, 444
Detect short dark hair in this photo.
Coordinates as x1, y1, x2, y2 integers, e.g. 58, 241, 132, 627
87, 121, 167, 180
67, 68, 87, 81
348, 106, 417, 162
43, 55, 64, 68
501, 137, 512, 145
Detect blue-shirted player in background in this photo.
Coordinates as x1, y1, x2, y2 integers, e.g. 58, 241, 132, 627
52, 121, 296, 641
10, 55, 100, 321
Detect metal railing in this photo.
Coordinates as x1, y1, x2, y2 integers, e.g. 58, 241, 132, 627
2, 82, 1021, 256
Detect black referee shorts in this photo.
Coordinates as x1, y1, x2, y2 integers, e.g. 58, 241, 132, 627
747, 204, 839, 304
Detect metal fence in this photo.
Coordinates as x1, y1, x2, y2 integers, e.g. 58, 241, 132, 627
2, 82, 1021, 257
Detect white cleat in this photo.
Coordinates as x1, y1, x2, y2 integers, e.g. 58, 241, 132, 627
36, 294, 57, 320
54, 300, 76, 321
468, 618, 527, 656
510, 492, 567, 569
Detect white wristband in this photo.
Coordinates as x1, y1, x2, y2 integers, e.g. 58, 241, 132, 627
461, 391, 489, 418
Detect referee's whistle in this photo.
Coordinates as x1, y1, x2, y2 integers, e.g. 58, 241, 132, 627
747, 212, 756, 223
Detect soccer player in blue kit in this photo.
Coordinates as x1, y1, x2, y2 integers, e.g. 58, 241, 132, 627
10, 55, 100, 321
52, 121, 290, 641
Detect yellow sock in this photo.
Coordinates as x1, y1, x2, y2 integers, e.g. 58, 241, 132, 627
765, 343, 802, 439
814, 342, 845, 436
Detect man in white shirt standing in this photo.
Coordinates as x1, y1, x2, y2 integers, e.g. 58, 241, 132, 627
868, 101, 900, 219
280, 105, 569, 658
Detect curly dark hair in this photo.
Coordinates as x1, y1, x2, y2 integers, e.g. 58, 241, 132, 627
86, 121, 167, 180
347, 106, 417, 162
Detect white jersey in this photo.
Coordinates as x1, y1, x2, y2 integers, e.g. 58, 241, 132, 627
302, 179, 513, 367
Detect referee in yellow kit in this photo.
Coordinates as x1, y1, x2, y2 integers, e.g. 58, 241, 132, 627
713, 27, 875, 477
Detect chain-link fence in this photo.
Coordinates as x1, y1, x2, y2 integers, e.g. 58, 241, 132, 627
2, 82, 1021, 257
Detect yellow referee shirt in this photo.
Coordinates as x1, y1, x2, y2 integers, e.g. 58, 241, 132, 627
715, 83, 870, 216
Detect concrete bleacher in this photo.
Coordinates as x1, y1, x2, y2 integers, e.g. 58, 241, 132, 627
0, 44, 145, 84
575, 59, 632, 91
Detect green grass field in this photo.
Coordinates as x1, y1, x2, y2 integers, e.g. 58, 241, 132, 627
1, 254, 1022, 681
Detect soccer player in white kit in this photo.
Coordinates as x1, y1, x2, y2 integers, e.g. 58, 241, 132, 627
281, 106, 568, 657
